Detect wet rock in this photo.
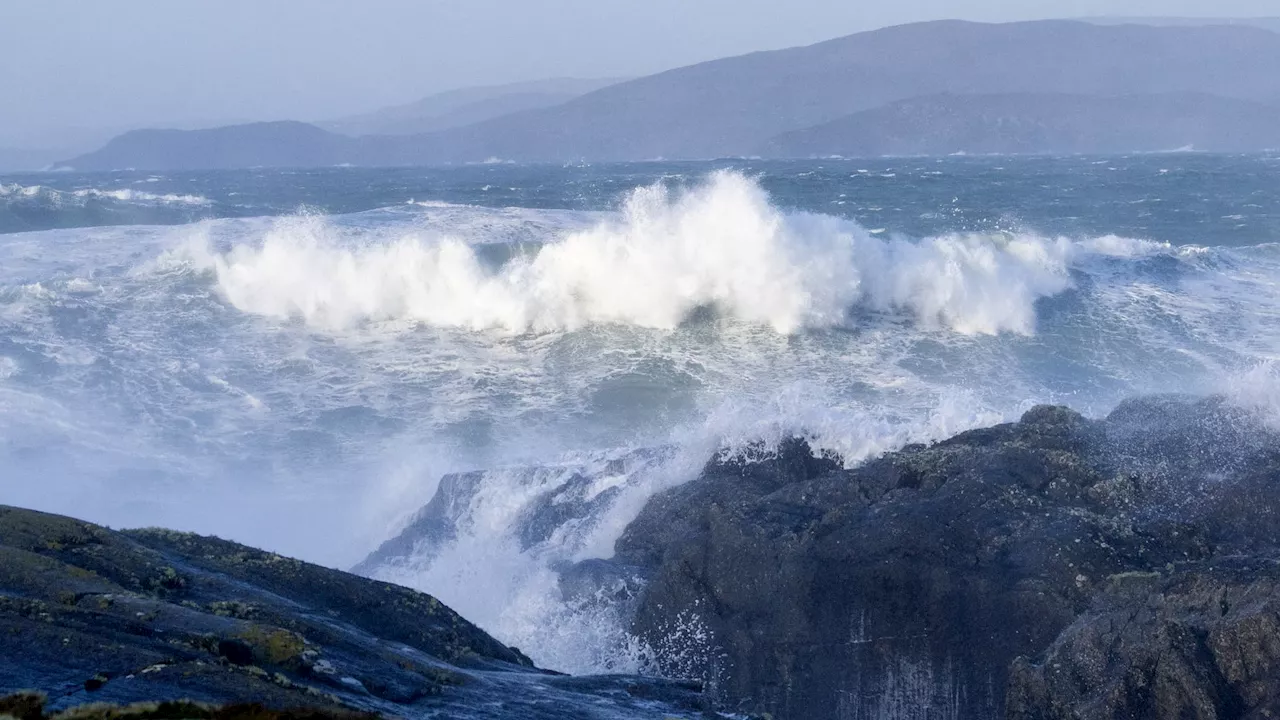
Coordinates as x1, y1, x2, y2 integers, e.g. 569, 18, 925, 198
608, 396, 1280, 719
218, 639, 256, 667
0, 694, 379, 720
556, 558, 648, 611
351, 470, 484, 575
354, 447, 676, 577
1, 691, 49, 720
1008, 558, 1280, 719
0, 505, 717, 719
82, 673, 109, 692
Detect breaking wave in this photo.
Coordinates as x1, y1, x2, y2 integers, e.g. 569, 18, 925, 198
0, 181, 216, 234
365, 387, 1007, 675
6, 161, 1280, 678
1, 182, 210, 206
182, 171, 1108, 335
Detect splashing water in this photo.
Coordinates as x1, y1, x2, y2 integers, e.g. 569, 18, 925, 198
187, 172, 1081, 335
5, 163, 1280, 674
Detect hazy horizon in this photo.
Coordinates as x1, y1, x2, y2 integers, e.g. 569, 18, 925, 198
4, 0, 1280, 149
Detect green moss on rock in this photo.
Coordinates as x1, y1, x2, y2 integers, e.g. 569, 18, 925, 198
236, 626, 306, 666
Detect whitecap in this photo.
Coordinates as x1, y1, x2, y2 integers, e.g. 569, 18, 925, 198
186, 171, 1080, 337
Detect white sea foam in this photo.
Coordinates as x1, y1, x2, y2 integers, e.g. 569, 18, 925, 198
0, 182, 210, 206
0, 183, 51, 199
369, 385, 1006, 675
406, 199, 459, 208
187, 172, 1088, 336
8, 167, 1280, 679
72, 188, 212, 205
1223, 361, 1280, 428
1076, 234, 1172, 258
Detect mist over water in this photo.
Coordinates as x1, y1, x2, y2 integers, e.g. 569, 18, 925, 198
4, 157, 1280, 673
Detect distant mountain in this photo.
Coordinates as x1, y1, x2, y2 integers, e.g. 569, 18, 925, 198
763, 93, 1280, 157
386, 19, 1280, 163
1083, 16, 1280, 34
62, 20, 1280, 170
62, 121, 365, 171
320, 78, 624, 136
0, 117, 261, 173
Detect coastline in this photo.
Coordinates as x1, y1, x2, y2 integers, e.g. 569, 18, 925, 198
6, 393, 1280, 718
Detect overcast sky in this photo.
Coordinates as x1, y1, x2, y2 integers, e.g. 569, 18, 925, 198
2, 0, 1277, 144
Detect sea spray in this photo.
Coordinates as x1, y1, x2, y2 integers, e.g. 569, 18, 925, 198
365, 387, 1008, 674
192, 172, 1080, 335
5, 161, 1280, 677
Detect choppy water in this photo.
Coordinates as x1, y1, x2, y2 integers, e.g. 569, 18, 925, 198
3, 155, 1280, 673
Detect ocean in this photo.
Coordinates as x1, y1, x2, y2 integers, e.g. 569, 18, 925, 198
3, 155, 1280, 674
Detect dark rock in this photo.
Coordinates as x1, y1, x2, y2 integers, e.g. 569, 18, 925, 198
1007, 558, 1280, 719
0, 694, 381, 720
0, 506, 715, 719
83, 674, 109, 692
606, 396, 1280, 719
217, 640, 255, 667
120, 527, 526, 669
352, 471, 482, 575
354, 447, 674, 577
0, 691, 49, 720
556, 559, 648, 609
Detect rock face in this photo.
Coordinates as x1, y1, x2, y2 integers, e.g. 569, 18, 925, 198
353, 447, 673, 578
1007, 559, 1280, 719
0, 506, 713, 719
607, 396, 1280, 719
0, 692, 378, 720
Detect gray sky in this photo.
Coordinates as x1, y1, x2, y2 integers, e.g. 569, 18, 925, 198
2, 0, 1277, 145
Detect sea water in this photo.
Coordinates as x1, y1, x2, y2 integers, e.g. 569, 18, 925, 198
3, 155, 1280, 673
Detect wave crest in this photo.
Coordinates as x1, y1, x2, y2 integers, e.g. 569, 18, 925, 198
1, 182, 210, 207
187, 171, 1084, 335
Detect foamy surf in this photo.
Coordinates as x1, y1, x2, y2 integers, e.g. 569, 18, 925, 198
0, 180, 221, 234
1, 182, 210, 206
181, 172, 1096, 335
5, 159, 1280, 678
364, 386, 1006, 675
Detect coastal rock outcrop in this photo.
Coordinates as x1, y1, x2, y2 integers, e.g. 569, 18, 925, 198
358, 394, 1280, 718
0, 506, 714, 719
608, 396, 1280, 719
1007, 558, 1280, 719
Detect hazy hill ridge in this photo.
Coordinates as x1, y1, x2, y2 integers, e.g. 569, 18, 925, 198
765, 92, 1280, 157
64, 20, 1280, 170
319, 77, 625, 137
1083, 16, 1280, 33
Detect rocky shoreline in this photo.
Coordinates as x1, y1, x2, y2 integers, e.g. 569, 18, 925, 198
6, 395, 1280, 719
0, 506, 710, 719
613, 396, 1280, 719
